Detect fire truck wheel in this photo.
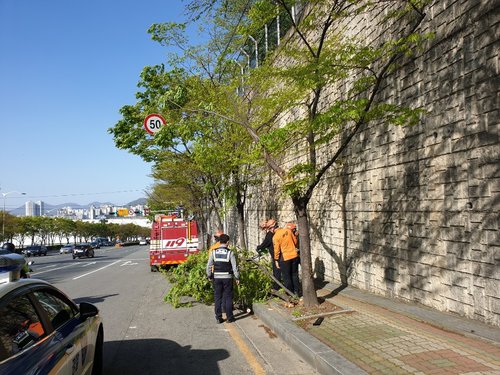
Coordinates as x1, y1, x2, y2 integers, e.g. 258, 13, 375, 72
150, 266, 158, 272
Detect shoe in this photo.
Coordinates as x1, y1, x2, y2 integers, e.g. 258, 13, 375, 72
226, 317, 236, 323
216, 317, 224, 324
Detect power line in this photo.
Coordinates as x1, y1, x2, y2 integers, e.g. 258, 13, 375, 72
24, 189, 146, 200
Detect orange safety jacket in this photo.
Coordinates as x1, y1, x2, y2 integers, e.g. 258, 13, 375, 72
208, 241, 221, 255
208, 241, 221, 274
273, 227, 298, 262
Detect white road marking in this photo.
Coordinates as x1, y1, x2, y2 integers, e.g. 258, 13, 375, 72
73, 260, 122, 280
80, 261, 97, 267
117, 258, 148, 261
121, 261, 138, 266
34, 264, 57, 271
33, 263, 80, 275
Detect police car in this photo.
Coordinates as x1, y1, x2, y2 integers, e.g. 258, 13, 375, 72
0, 253, 104, 374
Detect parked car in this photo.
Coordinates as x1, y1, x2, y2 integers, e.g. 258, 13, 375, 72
93, 237, 114, 247
59, 244, 75, 254
23, 245, 48, 257
139, 238, 148, 246
0, 253, 103, 374
1, 242, 23, 255
90, 241, 100, 249
72, 244, 94, 259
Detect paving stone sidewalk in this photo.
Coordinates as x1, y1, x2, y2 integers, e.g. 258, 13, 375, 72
299, 288, 500, 374
309, 294, 500, 374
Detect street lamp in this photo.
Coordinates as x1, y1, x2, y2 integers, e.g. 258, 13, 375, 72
248, 35, 258, 68
239, 48, 250, 70
2, 191, 27, 240
233, 60, 245, 95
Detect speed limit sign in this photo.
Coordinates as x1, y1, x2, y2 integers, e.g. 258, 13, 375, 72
143, 114, 167, 135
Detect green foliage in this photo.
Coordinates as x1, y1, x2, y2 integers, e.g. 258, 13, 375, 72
236, 249, 273, 307
148, 22, 187, 47
0, 215, 144, 245
163, 251, 213, 308
164, 248, 272, 308
281, 163, 318, 198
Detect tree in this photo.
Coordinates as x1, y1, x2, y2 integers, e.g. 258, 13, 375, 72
109, 43, 258, 249
54, 217, 77, 244
145, 5, 266, 248
38, 217, 56, 245
93, 222, 112, 239
1, 211, 18, 242
241, 0, 431, 305
162, 0, 431, 306
16, 217, 31, 248
22, 217, 42, 245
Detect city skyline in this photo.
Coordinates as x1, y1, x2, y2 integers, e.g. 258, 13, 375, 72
0, 189, 149, 211
7, 197, 148, 217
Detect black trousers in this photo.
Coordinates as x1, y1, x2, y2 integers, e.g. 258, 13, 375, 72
280, 257, 300, 296
214, 278, 234, 320
269, 249, 282, 289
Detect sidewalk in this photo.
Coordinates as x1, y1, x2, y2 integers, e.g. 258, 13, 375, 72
253, 284, 500, 375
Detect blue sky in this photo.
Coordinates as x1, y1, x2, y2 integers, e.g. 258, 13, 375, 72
0, 0, 193, 209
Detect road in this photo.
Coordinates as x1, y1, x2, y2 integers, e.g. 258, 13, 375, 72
30, 245, 317, 375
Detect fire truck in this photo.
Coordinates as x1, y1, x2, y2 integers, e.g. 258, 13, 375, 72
149, 214, 199, 271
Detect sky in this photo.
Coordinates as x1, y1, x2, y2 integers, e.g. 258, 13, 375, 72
0, 0, 195, 210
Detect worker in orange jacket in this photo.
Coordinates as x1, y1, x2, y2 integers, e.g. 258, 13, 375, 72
209, 229, 224, 255
273, 222, 300, 296
256, 219, 282, 290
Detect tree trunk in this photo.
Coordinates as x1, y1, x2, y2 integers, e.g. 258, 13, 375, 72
293, 197, 319, 307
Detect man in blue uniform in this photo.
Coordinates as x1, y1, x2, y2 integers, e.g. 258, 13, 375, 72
206, 234, 240, 323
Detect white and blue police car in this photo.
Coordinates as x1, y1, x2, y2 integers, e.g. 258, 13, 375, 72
0, 253, 103, 374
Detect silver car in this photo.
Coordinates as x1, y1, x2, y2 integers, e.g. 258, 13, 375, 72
60, 244, 75, 254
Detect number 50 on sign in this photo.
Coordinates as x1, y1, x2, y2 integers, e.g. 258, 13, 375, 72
143, 114, 167, 135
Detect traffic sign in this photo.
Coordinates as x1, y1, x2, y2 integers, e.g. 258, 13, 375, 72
143, 114, 166, 135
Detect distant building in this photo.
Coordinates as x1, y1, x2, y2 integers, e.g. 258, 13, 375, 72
25, 200, 46, 217
25, 201, 36, 216
36, 201, 44, 216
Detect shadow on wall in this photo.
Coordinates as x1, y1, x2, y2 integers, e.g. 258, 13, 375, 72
251, 168, 282, 234
314, 257, 325, 283
310, 48, 498, 320
309, 126, 361, 296
344, 89, 498, 317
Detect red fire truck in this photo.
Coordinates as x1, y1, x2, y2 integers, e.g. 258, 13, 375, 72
149, 214, 200, 271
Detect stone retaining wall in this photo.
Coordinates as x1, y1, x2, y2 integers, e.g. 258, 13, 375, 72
241, 1, 499, 326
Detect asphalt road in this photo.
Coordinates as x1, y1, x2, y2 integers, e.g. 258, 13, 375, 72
30, 245, 317, 375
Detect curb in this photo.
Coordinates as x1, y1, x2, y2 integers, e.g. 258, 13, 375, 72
253, 302, 367, 375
